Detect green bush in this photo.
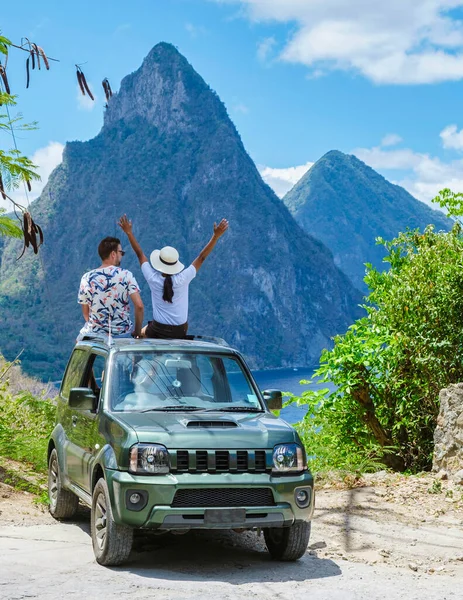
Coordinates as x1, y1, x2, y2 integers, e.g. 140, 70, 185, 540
288, 196, 463, 473
0, 358, 56, 473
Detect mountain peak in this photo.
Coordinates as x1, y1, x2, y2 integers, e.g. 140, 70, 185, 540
283, 151, 450, 291
143, 42, 185, 66
0, 44, 361, 379
320, 149, 348, 162
103, 42, 224, 132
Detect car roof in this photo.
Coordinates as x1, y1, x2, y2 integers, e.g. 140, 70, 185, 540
76, 336, 236, 355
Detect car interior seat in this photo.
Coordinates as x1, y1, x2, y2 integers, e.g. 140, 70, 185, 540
169, 366, 201, 397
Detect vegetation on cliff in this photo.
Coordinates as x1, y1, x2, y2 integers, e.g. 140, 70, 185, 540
0, 354, 56, 474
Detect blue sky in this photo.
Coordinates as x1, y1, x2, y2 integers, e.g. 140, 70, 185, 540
3, 0, 463, 209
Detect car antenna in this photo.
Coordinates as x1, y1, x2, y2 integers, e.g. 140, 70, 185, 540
108, 315, 112, 346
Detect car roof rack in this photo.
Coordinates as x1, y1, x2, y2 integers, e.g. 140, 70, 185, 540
185, 334, 229, 347
80, 334, 114, 345
79, 333, 229, 347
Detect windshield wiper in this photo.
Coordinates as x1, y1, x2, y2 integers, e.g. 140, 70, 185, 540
140, 405, 203, 412
204, 406, 264, 413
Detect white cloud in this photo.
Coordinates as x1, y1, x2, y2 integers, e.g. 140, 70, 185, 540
213, 0, 463, 84
1, 141, 64, 211
232, 102, 250, 114
352, 142, 463, 208
259, 161, 313, 197
259, 126, 463, 208
185, 23, 207, 38
440, 124, 463, 149
381, 133, 403, 147
76, 84, 97, 111
257, 37, 276, 62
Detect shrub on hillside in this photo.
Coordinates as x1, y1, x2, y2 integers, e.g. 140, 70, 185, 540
0, 355, 57, 472
290, 198, 463, 473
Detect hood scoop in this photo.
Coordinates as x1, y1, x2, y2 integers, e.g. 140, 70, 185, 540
186, 420, 238, 428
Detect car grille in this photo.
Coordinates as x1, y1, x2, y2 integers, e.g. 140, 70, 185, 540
171, 488, 275, 507
171, 449, 270, 473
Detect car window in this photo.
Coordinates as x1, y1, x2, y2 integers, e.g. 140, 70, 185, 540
109, 351, 262, 412
84, 354, 107, 404
223, 357, 259, 405
88, 354, 106, 387
60, 349, 90, 400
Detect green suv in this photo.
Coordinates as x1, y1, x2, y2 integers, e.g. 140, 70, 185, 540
47, 336, 314, 566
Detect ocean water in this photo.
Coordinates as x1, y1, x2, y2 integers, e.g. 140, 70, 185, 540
251, 367, 335, 424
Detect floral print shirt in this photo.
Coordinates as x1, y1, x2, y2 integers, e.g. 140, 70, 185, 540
78, 266, 140, 335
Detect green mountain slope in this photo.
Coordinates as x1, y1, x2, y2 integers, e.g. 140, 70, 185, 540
283, 150, 451, 291
0, 44, 362, 380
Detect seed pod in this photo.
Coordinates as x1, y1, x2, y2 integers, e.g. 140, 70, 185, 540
17, 212, 39, 259
26, 179, 32, 192
37, 46, 49, 70
102, 78, 112, 102
31, 48, 35, 70
35, 223, 44, 247
76, 69, 85, 95
32, 44, 41, 70
24, 212, 32, 241
0, 174, 6, 200
0, 65, 10, 94
80, 70, 94, 101
26, 56, 30, 88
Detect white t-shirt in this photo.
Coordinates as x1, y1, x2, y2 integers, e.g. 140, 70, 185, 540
141, 262, 196, 325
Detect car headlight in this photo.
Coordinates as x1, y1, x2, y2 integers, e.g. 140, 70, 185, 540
129, 443, 170, 474
272, 443, 306, 474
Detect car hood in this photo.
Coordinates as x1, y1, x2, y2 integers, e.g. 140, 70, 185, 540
112, 411, 297, 449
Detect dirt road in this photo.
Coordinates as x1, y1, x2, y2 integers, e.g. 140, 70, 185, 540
1, 473, 462, 600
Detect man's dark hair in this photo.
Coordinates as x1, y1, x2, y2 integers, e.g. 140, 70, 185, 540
98, 236, 121, 261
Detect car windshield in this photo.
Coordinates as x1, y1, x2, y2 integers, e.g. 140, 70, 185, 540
109, 350, 264, 413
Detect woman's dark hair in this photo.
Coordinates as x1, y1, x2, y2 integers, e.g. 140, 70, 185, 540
163, 274, 174, 303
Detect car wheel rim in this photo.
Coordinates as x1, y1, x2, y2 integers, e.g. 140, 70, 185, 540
48, 457, 58, 508
94, 492, 108, 551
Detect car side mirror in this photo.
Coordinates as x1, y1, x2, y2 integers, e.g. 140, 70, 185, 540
69, 387, 97, 411
263, 389, 282, 410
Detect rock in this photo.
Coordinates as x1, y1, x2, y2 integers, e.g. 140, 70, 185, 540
433, 384, 463, 475
436, 470, 448, 480
408, 563, 418, 572
453, 469, 463, 485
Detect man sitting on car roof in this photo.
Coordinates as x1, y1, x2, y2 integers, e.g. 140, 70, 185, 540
77, 236, 144, 341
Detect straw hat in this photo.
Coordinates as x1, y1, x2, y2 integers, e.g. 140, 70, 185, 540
150, 246, 184, 275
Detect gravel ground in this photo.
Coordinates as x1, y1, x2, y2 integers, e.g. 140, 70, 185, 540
0, 472, 462, 600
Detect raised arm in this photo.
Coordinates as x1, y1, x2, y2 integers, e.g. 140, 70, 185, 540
192, 218, 229, 272
118, 215, 149, 266
129, 291, 144, 338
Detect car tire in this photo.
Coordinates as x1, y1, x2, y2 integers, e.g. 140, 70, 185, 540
91, 477, 133, 566
264, 521, 311, 561
48, 448, 79, 519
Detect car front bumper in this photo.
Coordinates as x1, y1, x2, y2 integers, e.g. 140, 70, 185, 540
105, 470, 315, 529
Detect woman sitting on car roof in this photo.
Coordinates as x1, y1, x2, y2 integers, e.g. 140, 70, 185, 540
118, 215, 228, 339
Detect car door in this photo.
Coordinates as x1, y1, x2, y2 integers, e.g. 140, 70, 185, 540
59, 348, 92, 487
67, 352, 107, 492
